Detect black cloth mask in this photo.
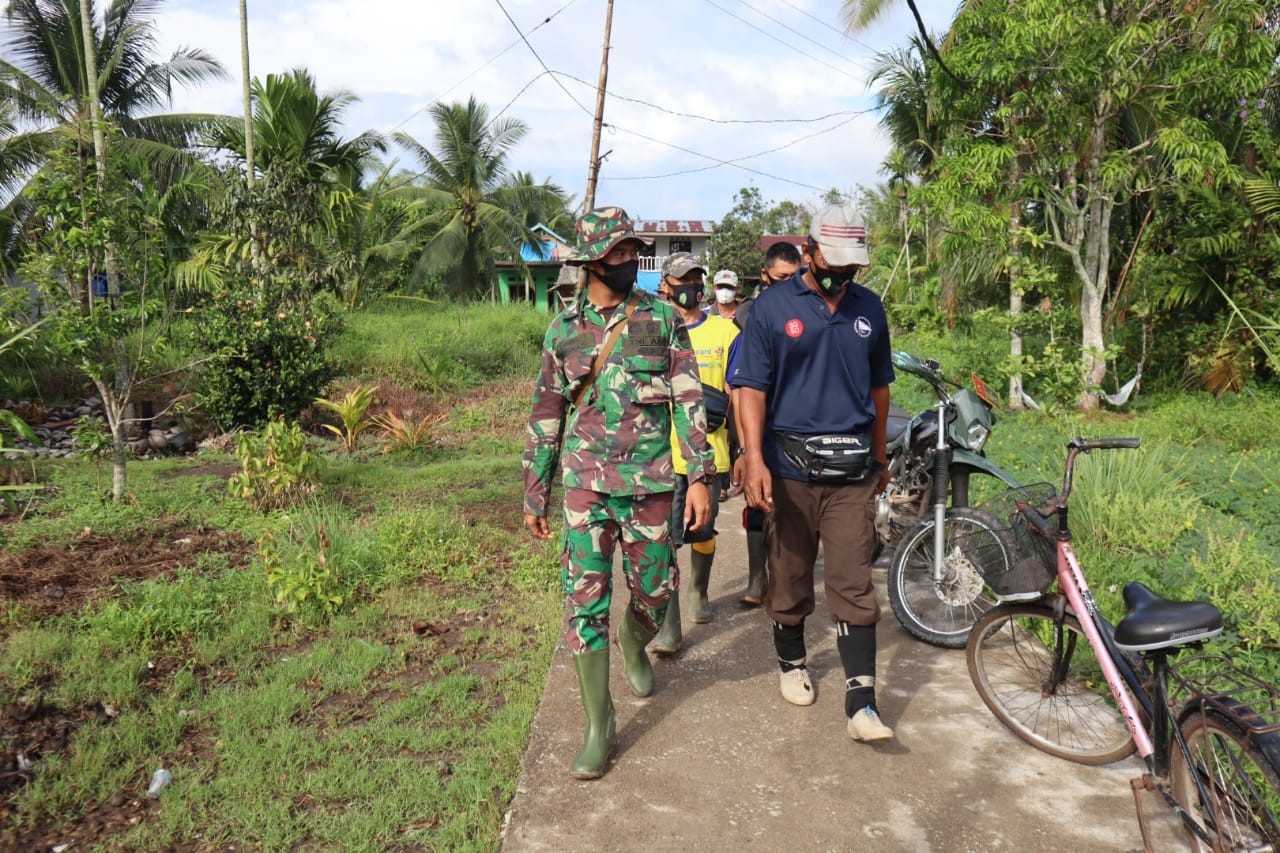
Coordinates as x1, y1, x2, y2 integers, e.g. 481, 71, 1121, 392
811, 263, 857, 296
671, 283, 703, 309
596, 258, 640, 294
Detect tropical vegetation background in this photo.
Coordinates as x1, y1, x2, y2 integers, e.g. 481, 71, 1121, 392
1, 0, 1279, 848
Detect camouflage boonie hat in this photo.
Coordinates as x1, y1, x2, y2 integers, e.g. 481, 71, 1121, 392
565, 206, 653, 265
661, 251, 705, 278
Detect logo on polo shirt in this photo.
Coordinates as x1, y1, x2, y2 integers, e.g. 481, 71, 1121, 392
785, 319, 804, 338
854, 317, 873, 338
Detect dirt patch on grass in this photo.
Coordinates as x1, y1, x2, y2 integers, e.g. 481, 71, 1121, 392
157, 462, 239, 480
0, 522, 253, 619
0, 694, 135, 851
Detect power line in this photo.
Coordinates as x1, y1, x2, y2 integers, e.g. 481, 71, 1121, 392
698, 0, 869, 81
732, 0, 868, 75
772, 0, 880, 55
390, 0, 581, 133
600, 111, 868, 193
485, 71, 552, 129
493, 0, 594, 118
605, 111, 865, 183
552, 70, 861, 125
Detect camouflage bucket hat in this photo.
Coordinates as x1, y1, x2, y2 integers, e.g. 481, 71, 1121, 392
566, 206, 653, 265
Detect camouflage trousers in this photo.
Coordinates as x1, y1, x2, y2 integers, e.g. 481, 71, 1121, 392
561, 487, 676, 653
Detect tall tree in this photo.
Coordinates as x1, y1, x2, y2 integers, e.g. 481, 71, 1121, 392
0, 0, 226, 266
0, 0, 225, 173
393, 97, 559, 300
929, 0, 1272, 408
206, 67, 384, 187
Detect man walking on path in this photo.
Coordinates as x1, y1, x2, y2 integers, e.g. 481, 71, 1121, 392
733, 204, 897, 743
522, 207, 715, 779
649, 253, 739, 654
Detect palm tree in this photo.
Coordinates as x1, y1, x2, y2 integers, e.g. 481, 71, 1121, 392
206, 68, 385, 187
0, 0, 226, 163
394, 97, 564, 301
0, 0, 226, 267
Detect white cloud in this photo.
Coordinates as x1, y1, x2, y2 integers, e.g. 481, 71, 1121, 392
138, 0, 954, 219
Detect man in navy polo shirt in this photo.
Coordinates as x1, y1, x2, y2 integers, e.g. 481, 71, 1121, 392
732, 204, 896, 744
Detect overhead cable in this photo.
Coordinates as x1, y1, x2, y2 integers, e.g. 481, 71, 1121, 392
732, 0, 868, 74
493, 0, 594, 118
391, 0, 581, 132
698, 0, 869, 80
552, 70, 863, 125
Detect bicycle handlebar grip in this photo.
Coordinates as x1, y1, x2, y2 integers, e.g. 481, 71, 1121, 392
1069, 437, 1141, 451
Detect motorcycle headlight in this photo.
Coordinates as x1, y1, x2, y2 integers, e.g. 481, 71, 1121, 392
966, 423, 990, 451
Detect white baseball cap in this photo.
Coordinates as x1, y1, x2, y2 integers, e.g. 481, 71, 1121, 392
810, 204, 869, 267
713, 269, 738, 288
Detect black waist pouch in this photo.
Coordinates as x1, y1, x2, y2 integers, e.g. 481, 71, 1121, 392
776, 431, 874, 484
702, 384, 730, 432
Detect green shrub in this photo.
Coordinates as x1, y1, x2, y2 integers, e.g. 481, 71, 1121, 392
228, 420, 323, 511
1191, 529, 1280, 650
196, 288, 345, 430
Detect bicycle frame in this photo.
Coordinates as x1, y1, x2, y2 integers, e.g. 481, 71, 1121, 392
1051, 537, 1156, 757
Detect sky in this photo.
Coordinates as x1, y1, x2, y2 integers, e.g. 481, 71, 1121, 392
139, 0, 957, 223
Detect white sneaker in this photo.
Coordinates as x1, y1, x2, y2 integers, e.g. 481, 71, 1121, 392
848, 706, 894, 742
779, 668, 815, 706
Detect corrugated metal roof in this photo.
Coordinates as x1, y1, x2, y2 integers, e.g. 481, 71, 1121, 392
633, 220, 715, 235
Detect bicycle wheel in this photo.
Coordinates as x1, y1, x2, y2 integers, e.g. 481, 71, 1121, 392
966, 603, 1137, 765
888, 507, 1013, 648
1171, 709, 1280, 852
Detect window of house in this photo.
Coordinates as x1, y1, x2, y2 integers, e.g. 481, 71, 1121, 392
669, 239, 692, 254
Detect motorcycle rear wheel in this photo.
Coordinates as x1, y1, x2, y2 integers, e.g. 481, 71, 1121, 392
888, 507, 1014, 648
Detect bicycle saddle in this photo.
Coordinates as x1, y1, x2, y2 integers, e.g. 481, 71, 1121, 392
1114, 582, 1223, 652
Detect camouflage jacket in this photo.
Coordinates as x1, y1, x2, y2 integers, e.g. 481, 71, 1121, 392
522, 289, 715, 516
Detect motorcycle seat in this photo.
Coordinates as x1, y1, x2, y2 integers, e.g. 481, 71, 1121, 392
886, 403, 911, 442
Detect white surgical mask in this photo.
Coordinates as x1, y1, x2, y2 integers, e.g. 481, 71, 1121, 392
715, 287, 737, 305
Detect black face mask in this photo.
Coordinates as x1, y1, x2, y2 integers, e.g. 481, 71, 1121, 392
670, 283, 703, 309
811, 263, 857, 296
596, 258, 640, 294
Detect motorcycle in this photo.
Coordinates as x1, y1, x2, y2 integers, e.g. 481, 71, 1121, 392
876, 351, 1023, 648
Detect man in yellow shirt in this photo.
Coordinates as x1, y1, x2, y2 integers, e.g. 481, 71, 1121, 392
651, 252, 740, 654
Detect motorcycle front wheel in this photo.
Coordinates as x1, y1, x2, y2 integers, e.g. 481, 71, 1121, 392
888, 507, 1014, 648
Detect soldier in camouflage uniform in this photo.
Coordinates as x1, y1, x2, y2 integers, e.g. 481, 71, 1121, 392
523, 206, 715, 780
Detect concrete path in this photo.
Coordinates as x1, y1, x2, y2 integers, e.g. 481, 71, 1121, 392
500, 496, 1185, 852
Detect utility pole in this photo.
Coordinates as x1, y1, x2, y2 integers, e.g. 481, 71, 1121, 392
583, 0, 615, 211
240, 0, 255, 189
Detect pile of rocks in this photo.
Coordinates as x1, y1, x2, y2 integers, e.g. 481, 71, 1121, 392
2, 397, 192, 459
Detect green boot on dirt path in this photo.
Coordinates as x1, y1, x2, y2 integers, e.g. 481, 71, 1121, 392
689, 548, 714, 623
616, 608, 657, 697
570, 648, 616, 780
739, 530, 766, 606
650, 592, 682, 655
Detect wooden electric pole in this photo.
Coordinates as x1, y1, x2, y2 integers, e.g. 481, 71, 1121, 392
583, 0, 614, 211
240, 0, 255, 189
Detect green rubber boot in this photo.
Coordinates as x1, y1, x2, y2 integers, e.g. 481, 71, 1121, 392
570, 648, 616, 780
616, 608, 657, 697
650, 591, 682, 655
739, 530, 767, 607
689, 548, 714, 624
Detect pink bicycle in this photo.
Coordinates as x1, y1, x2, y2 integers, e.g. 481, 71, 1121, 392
965, 438, 1280, 852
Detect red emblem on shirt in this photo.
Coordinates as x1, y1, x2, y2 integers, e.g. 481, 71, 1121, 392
785, 318, 804, 338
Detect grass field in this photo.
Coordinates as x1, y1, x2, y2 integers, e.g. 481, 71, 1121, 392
2, 304, 1278, 849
